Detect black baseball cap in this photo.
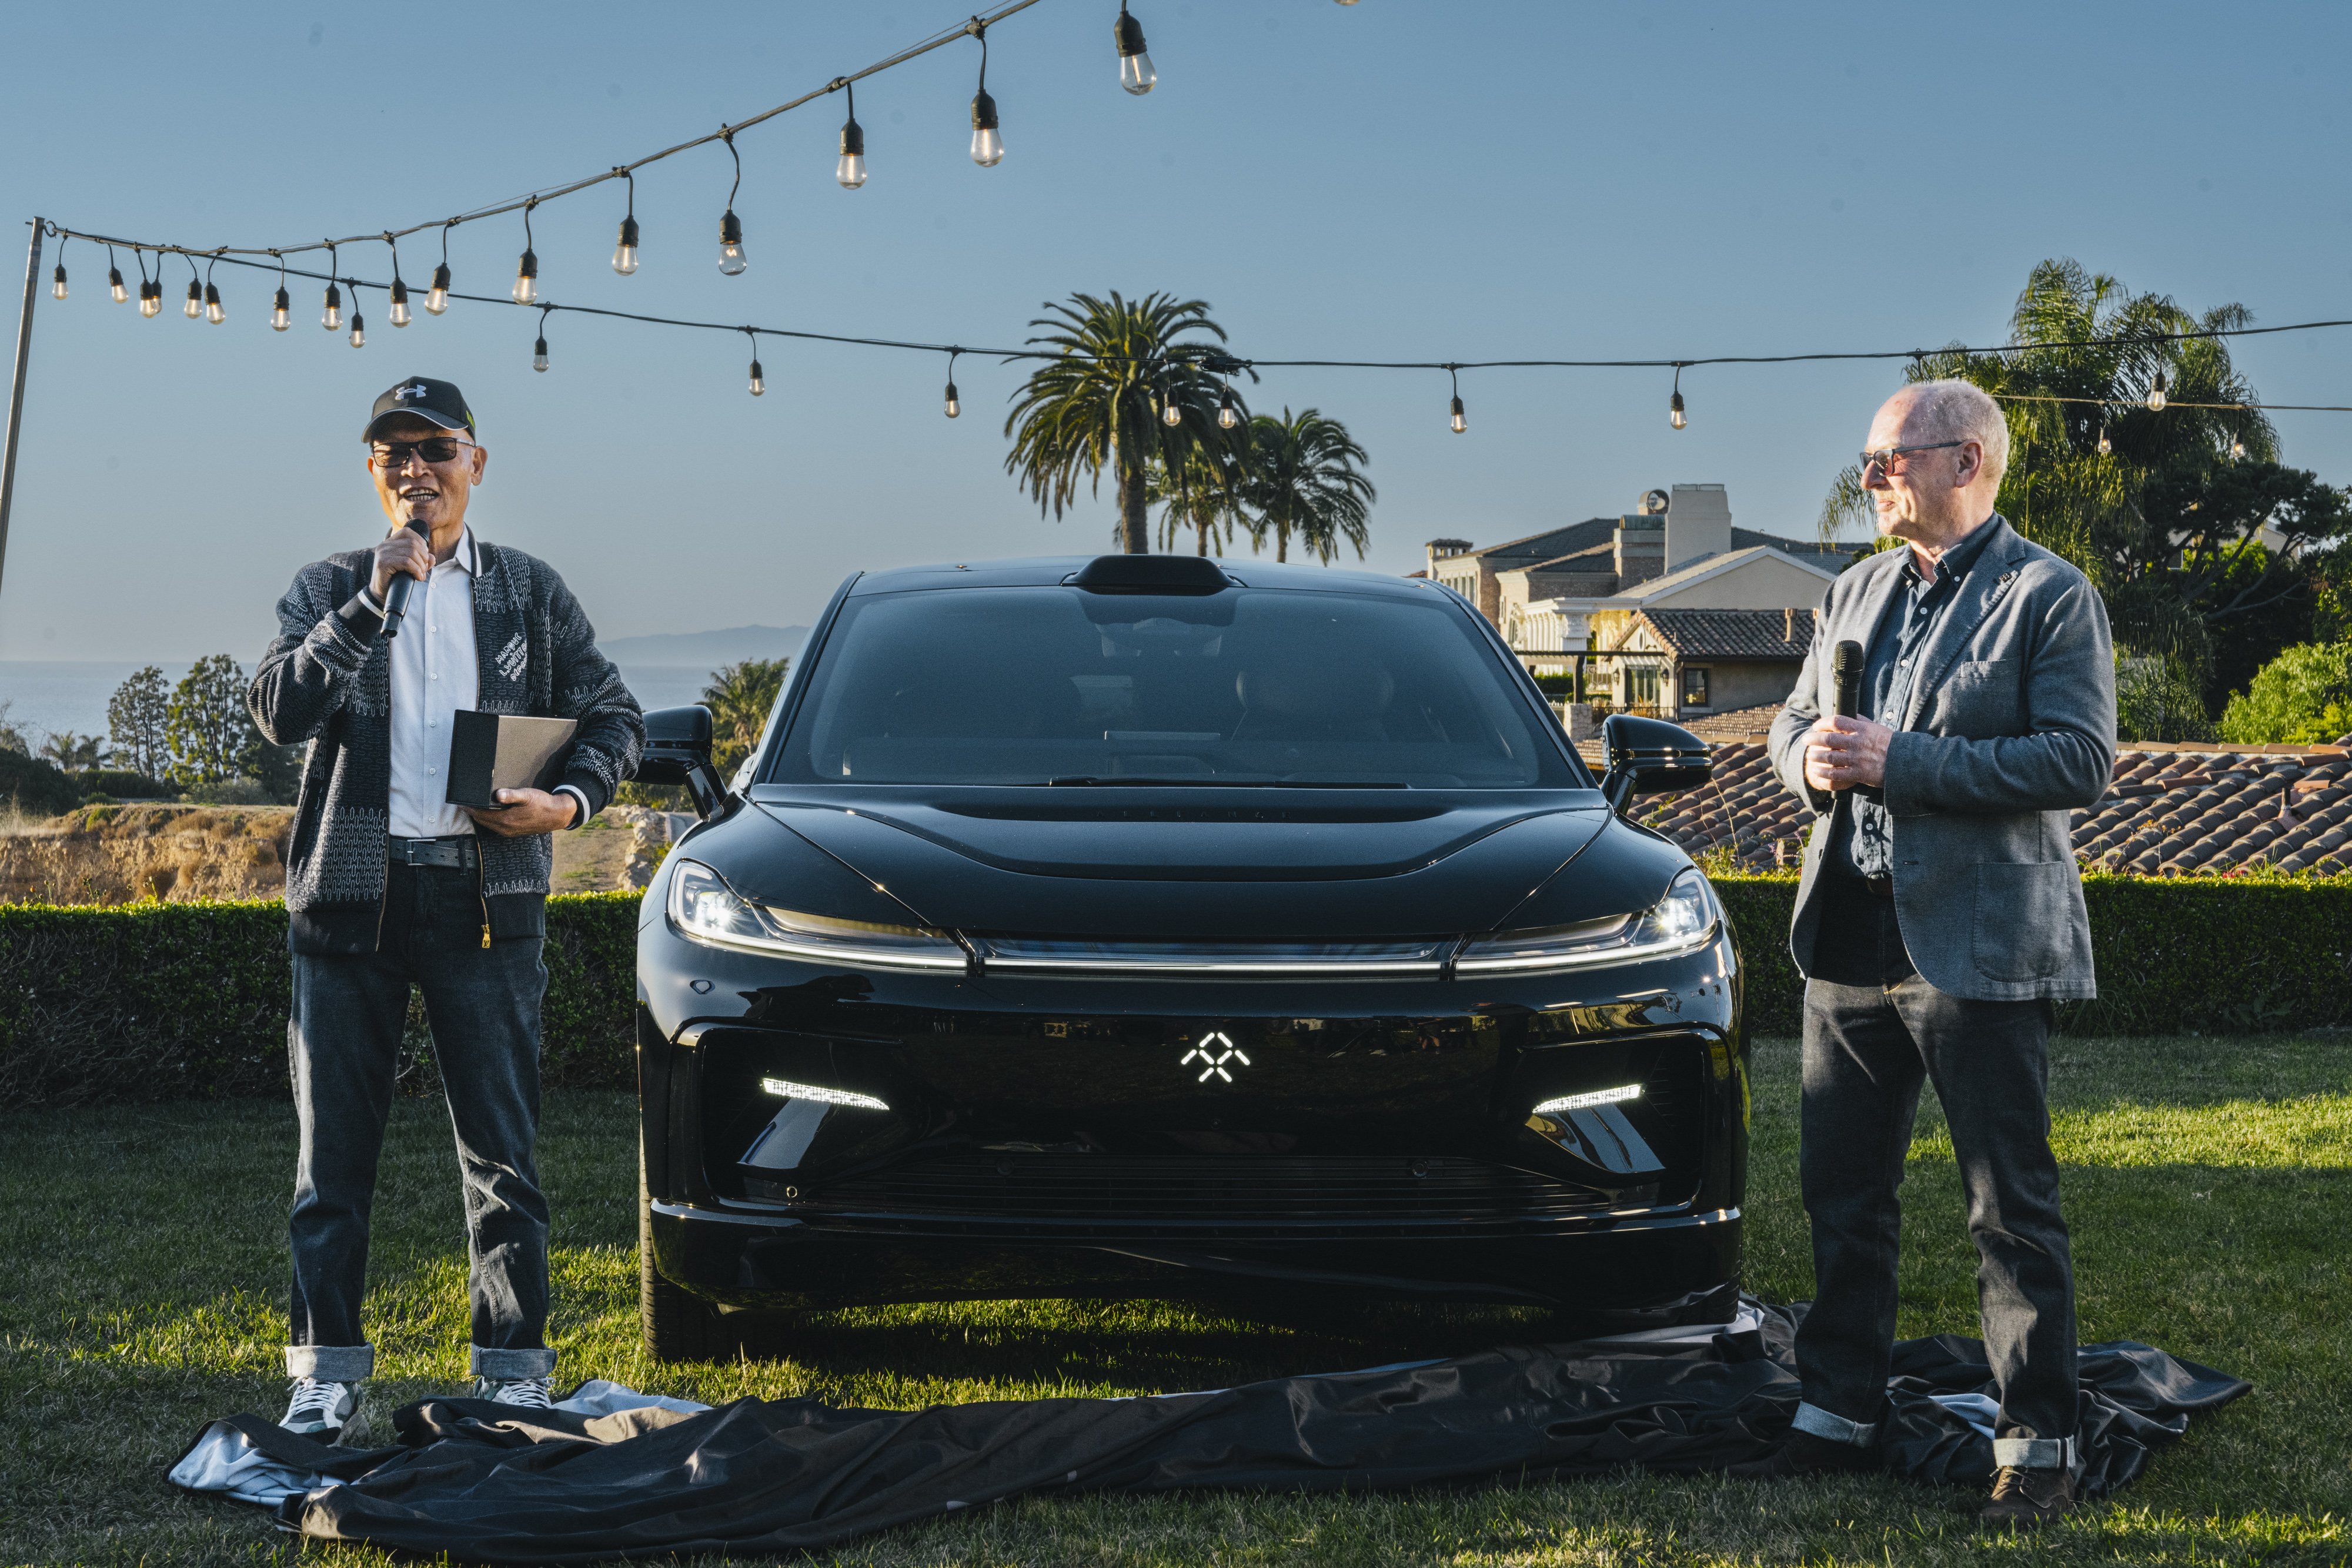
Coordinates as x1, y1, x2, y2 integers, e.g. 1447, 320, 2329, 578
363, 376, 476, 442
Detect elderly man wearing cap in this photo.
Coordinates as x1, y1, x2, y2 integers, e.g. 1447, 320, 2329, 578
249, 377, 644, 1440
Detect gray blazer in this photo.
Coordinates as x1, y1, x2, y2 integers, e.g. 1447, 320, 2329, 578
1766, 516, 2117, 1001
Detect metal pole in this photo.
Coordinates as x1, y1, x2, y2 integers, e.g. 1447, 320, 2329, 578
0, 218, 41, 614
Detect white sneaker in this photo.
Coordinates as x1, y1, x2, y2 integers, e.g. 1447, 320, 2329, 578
476, 1375, 553, 1410
282, 1378, 360, 1441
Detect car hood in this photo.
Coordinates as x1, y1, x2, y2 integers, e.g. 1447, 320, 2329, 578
727, 785, 1633, 938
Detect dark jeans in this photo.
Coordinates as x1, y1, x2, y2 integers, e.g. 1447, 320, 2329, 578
1796, 874, 2076, 1467
284, 860, 556, 1383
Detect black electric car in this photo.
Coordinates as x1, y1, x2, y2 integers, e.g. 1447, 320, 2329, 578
633, 553, 1746, 1359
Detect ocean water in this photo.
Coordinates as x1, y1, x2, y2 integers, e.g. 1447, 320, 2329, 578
0, 661, 724, 751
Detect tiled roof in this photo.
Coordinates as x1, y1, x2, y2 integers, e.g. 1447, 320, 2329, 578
1582, 703, 2352, 876
1635, 609, 1817, 660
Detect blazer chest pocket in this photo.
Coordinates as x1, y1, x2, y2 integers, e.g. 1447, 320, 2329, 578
1925, 658, 2021, 737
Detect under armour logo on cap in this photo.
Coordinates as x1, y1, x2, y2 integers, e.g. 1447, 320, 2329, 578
397, 383, 429, 400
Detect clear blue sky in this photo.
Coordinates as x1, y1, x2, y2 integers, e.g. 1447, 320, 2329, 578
4, 0, 2348, 663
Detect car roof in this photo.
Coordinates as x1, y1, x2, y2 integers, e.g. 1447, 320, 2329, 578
846, 556, 1442, 601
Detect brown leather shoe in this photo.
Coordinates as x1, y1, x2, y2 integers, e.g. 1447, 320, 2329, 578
1980, 1465, 2076, 1526
1725, 1429, 1880, 1479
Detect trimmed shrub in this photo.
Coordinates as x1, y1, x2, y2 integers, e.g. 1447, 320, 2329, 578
0, 892, 640, 1108
78, 768, 175, 800
2, 880, 2343, 1106
0, 750, 82, 818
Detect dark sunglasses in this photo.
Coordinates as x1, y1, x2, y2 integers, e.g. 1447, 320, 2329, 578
1859, 440, 1962, 475
371, 437, 476, 467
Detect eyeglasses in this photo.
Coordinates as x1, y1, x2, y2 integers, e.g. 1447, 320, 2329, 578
370, 437, 476, 468
1859, 440, 1962, 476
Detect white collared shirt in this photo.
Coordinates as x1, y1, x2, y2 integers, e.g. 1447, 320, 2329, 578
366, 527, 591, 840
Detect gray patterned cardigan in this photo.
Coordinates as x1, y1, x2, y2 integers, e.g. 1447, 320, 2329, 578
250, 539, 644, 955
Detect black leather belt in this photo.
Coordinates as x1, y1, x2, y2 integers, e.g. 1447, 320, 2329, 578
388, 834, 479, 870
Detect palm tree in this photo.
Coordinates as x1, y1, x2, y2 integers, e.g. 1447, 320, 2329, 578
1147, 443, 1249, 556
39, 731, 106, 772
700, 657, 790, 777
1239, 408, 1376, 564
1003, 291, 1241, 554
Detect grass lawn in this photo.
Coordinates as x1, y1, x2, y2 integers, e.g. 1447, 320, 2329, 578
2, 1031, 2346, 1566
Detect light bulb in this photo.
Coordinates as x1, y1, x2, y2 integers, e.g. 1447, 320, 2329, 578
1449, 394, 1466, 434
426, 262, 450, 315
718, 210, 747, 275
1670, 390, 1686, 430
838, 115, 867, 188
2231, 433, 2246, 460
109, 267, 128, 304
1217, 385, 1237, 429
2096, 424, 2110, 456
1115, 9, 1155, 93
749, 358, 764, 396
184, 279, 203, 319
2147, 372, 2166, 413
322, 283, 342, 330
533, 335, 549, 373
513, 248, 539, 305
271, 287, 291, 330
389, 279, 410, 327
1163, 396, 1183, 427
51, 265, 66, 302
971, 89, 1003, 166
203, 282, 224, 325
944, 380, 961, 418
612, 215, 640, 275
139, 280, 161, 317
348, 312, 365, 349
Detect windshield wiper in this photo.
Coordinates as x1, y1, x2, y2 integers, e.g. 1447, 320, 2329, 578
1044, 775, 1406, 788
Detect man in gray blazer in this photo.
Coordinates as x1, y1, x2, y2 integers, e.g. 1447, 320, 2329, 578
1738, 380, 2116, 1527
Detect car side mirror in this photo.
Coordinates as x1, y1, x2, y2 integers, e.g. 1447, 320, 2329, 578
633, 704, 729, 819
1598, 713, 1712, 816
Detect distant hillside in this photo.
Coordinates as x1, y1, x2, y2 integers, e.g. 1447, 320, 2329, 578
600, 625, 808, 666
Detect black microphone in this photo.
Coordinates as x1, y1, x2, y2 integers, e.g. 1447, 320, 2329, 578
1832, 640, 1865, 719
379, 515, 429, 639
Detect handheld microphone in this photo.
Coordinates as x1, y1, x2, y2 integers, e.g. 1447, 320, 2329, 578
379, 512, 429, 640
1832, 640, 1865, 719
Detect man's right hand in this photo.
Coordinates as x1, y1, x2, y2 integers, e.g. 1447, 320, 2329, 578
370, 527, 432, 603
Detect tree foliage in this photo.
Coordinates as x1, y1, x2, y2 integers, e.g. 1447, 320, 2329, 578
40, 732, 106, 771
107, 666, 170, 780
1237, 407, 1376, 564
2219, 642, 2352, 746
164, 656, 261, 788
1002, 292, 1247, 555
700, 657, 790, 777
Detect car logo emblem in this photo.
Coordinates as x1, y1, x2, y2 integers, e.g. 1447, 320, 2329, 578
1181, 1031, 1251, 1083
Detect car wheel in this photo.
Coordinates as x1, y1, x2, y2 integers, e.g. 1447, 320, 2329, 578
639, 1146, 730, 1363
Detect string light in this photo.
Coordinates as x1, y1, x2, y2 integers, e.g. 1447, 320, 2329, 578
718, 132, 749, 274
836, 81, 867, 188
182, 257, 203, 320
746, 329, 764, 396
1218, 379, 1238, 429
944, 349, 961, 417
321, 242, 341, 330
427, 223, 452, 314
1669, 363, 1686, 429
50, 238, 66, 301
2096, 422, 2110, 456
513, 199, 540, 305
270, 252, 290, 331
2231, 430, 2247, 460
533, 305, 550, 372
1115, 3, 1155, 95
385, 235, 410, 326
135, 252, 160, 317
203, 257, 225, 325
612, 172, 640, 274
107, 246, 127, 305
1160, 364, 1182, 426
1448, 365, 1466, 433
2147, 370, 2166, 412
970, 24, 1004, 166
348, 286, 365, 348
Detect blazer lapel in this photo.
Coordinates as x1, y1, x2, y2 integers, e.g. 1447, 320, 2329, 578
1901, 516, 2027, 731
1828, 550, 1906, 713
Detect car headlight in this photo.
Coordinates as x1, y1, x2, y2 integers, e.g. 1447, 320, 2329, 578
667, 859, 967, 971
1455, 867, 1718, 975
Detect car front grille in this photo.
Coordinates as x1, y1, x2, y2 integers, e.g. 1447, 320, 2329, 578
761, 1152, 1613, 1232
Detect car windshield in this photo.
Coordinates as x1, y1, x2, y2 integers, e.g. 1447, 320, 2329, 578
771, 584, 1576, 788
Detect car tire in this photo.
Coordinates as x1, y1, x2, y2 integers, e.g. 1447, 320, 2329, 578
640, 1147, 730, 1363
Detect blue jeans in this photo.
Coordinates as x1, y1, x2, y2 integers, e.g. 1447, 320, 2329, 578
283, 860, 556, 1383
1793, 875, 2077, 1469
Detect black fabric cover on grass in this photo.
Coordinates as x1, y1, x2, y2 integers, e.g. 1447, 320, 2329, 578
198, 1303, 2245, 1564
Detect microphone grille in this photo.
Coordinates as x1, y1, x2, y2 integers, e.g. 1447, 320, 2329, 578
1832, 640, 1865, 676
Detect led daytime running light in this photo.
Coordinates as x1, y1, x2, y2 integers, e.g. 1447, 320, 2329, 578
760, 1078, 890, 1111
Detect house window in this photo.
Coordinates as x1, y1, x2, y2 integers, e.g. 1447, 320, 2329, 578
1625, 663, 1664, 714
1681, 667, 1709, 708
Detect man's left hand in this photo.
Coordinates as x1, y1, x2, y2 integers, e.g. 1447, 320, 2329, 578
465, 788, 580, 836
1804, 715, 1894, 790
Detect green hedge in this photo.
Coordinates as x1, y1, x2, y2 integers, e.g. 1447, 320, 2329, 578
2, 878, 2342, 1106
0, 893, 640, 1108
1713, 872, 2352, 1038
